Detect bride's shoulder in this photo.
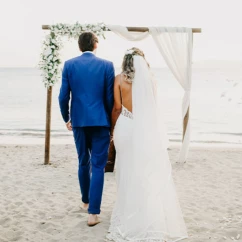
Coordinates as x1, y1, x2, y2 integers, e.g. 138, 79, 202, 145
115, 73, 126, 83
115, 74, 122, 81
115, 73, 127, 80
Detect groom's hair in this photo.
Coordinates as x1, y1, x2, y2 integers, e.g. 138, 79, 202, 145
78, 32, 99, 52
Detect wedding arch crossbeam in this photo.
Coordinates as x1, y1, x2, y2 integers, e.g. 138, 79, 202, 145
41, 23, 201, 165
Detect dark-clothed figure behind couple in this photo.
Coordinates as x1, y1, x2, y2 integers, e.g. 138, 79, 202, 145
59, 32, 188, 241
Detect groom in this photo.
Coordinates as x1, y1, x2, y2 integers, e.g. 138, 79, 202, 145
58, 32, 115, 226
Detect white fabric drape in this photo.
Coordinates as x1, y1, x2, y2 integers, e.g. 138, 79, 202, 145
107, 25, 149, 41
149, 27, 193, 162
108, 25, 193, 162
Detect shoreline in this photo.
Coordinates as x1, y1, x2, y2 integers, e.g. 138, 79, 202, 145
0, 138, 241, 149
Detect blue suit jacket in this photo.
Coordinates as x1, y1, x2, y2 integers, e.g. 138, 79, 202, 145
58, 52, 115, 128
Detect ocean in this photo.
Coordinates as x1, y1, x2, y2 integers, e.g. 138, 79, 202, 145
0, 67, 241, 146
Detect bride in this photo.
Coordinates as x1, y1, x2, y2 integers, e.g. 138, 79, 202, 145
106, 47, 188, 242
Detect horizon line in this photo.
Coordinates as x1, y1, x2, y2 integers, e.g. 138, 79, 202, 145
1, 59, 242, 69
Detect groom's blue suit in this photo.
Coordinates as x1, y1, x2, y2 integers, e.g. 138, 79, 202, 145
59, 52, 115, 214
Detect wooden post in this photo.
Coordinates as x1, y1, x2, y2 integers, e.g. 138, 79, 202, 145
183, 107, 189, 141
44, 87, 52, 165
41, 25, 201, 166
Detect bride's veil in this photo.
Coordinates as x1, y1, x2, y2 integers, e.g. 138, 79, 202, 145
120, 55, 187, 240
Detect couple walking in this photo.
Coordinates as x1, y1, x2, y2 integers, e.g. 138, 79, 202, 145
58, 32, 187, 242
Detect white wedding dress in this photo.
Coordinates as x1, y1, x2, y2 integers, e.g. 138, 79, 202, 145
106, 56, 188, 242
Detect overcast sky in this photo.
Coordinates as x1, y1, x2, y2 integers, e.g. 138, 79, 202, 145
1, 0, 242, 67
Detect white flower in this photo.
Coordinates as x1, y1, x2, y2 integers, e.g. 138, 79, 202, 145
45, 35, 51, 41
125, 49, 134, 55
44, 47, 52, 57
40, 22, 107, 88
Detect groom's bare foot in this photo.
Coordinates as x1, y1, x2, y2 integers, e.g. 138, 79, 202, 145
80, 203, 89, 211
87, 214, 100, 227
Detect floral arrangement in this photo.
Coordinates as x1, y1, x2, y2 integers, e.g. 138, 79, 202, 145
125, 49, 135, 55
39, 22, 108, 88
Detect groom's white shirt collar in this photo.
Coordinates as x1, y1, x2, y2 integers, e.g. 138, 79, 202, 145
82, 51, 95, 55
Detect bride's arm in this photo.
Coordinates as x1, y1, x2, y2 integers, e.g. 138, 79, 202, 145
111, 75, 122, 137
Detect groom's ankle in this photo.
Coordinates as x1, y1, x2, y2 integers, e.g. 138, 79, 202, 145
88, 208, 101, 214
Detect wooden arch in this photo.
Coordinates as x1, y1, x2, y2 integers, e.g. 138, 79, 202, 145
42, 25, 201, 165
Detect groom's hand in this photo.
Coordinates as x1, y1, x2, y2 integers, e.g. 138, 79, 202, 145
66, 121, 72, 131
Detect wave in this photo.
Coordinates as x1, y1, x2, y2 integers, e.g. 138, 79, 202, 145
0, 129, 72, 138
0, 132, 240, 145
198, 132, 242, 136
169, 139, 242, 145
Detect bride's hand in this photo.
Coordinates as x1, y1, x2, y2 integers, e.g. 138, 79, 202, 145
110, 134, 114, 142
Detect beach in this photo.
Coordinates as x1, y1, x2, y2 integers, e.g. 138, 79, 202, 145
2, 0, 242, 241
0, 144, 242, 242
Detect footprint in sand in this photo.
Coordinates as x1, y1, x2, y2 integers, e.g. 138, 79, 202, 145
0, 217, 11, 226
4, 230, 23, 242
14, 202, 23, 206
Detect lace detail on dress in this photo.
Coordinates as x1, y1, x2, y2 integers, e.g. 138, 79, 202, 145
121, 105, 133, 119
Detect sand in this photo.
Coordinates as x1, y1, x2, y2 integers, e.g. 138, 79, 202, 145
0, 144, 242, 242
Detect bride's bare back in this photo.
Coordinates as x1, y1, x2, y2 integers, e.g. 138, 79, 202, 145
113, 74, 132, 113
119, 74, 132, 113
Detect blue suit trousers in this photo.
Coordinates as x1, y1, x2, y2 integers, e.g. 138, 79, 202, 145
73, 126, 110, 214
